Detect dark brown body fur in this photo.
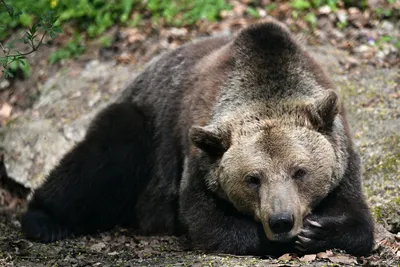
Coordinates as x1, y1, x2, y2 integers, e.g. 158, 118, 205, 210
21, 21, 374, 256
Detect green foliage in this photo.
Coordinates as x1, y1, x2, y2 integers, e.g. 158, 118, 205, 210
375, 7, 393, 17
290, 0, 341, 11
0, 1, 49, 40
336, 20, 348, 29
376, 35, 400, 50
99, 35, 113, 48
146, 0, 231, 26
8, 58, 30, 78
246, 7, 260, 18
290, 0, 311, 11
48, 36, 86, 64
1, 0, 232, 72
53, 0, 135, 38
265, 3, 277, 13
1, 0, 232, 40
1, 1, 61, 79
304, 12, 317, 28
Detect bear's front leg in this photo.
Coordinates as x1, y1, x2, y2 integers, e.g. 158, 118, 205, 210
180, 180, 266, 255
295, 173, 374, 256
179, 159, 292, 256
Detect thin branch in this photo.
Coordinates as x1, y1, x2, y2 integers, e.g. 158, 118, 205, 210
0, 41, 6, 54
0, 0, 13, 17
1, 32, 47, 60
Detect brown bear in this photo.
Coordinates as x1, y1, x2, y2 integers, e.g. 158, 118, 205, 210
21, 20, 374, 256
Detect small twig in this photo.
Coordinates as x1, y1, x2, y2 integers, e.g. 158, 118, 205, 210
4, 32, 47, 58
0, 0, 13, 17
0, 41, 6, 54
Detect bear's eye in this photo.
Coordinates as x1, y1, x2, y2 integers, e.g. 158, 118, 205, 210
245, 175, 261, 189
293, 168, 307, 180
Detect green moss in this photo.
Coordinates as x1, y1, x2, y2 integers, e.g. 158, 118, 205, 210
372, 198, 400, 233
364, 133, 400, 181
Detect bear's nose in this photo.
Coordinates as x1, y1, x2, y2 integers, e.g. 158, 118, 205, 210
268, 213, 294, 234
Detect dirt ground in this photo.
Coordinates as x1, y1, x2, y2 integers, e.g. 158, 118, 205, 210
0, 17, 399, 267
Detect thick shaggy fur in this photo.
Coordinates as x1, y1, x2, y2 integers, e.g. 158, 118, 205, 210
21, 21, 374, 256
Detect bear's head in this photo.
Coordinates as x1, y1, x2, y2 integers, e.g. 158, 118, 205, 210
189, 20, 349, 243
190, 88, 347, 243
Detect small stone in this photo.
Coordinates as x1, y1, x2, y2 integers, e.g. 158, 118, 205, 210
380, 21, 394, 32
336, 10, 348, 23
258, 8, 267, 17
88, 92, 102, 107
0, 79, 10, 89
169, 28, 188, 37
318, 5, 331, 15
354, 45, 370, 54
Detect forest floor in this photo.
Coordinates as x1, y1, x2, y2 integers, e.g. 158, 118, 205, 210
0, 3, 399, 266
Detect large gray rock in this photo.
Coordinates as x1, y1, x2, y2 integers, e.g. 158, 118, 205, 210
1, 60, 138, 188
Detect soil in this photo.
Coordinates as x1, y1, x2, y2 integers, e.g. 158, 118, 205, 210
0, 13, 399, 267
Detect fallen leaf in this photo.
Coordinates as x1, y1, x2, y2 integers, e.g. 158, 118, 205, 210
0, 103, 12, 118
328, 254, 357, 264
390, 92, 400, 99
300, 254, 317, 262
90, 242, 106, 252
325, 250, 334, 256
278, 253, 292, 261
316, 251, 329, 259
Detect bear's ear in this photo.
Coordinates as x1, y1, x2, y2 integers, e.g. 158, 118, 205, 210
234, 20, 295, 52
189, 126, 230, 157
306, 90, 340, 131
233, 20, 298, 67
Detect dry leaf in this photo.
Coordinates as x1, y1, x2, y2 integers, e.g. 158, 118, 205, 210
328, 254, 357, 264
390, 92, 400, 99
90, 242, 106, 252
300, 254, 317, 262
0, 103, 12, 118
316, 251, 329, 259
278, 253, 292, 261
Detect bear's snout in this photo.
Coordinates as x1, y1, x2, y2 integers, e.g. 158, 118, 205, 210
268, 213, 294, 234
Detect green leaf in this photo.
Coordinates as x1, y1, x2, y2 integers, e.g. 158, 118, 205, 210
52, 26, 63, 33
4, 69, 14, 79
305, 12, 317, 28
0, 57, 8, 66
290, 0, 311, 10
50, 31, 56, 39
265, 3, 277, 12
14, 10, 22, 19
246, 7, 260, 18
31, 25, 37, 35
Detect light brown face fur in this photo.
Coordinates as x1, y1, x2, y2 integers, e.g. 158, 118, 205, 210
214, 121, 336, 242
193, 110, 337, 242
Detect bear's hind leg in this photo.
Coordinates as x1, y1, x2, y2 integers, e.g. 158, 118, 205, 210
21, 102, 153, 242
